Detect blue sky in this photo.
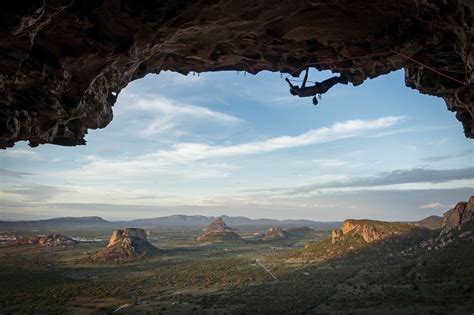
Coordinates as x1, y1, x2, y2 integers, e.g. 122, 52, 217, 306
1, 69, 472, 221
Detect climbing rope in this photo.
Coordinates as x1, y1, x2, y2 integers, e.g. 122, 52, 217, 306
392, 50, 468, 86
285, 49, 469, 87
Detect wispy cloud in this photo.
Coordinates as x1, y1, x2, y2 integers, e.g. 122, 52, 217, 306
149, 116, 404, 163
420, 201, 445, 209
258, 167, 474, 195
2, 184, 70, 202
0, 168, 35, 178
422, 149, 474, 162
117, 93, 242, 136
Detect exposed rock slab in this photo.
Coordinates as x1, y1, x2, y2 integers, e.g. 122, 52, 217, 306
196, 218, 241, 242
92, 228, 158, 261
260, 227, 289, 241
440, 196, 474, 235
0, 0, 472, 148
336, 219, 421, 243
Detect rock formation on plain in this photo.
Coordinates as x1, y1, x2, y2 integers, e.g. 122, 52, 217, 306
196, 218, 242, 242
440, 196, 474, 235
260, 227, 289, 241
0, 1, 472, 148
91, 228, 158, 261
332, 219, 418, 244
2, 234, 78, 247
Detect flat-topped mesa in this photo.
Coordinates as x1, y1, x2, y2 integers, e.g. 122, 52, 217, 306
92, 228, 158, 262
196, 218, 242, 242
260, 227, 289, 241
440, 196, 474, 236
332, 219, 420, 244
0, 1, 472, 148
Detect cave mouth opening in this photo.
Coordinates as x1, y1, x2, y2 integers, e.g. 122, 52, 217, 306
2, 69, 472, 222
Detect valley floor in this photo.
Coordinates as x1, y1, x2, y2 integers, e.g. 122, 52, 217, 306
0, 227, 473, 314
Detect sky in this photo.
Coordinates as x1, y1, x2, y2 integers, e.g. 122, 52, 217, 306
0, 69, 473, 221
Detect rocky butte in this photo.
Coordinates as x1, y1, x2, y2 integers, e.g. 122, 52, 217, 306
0, 0, 472, 148
91, 228, 158, 261
260, 227, 289, 241
196, 218, 242, 242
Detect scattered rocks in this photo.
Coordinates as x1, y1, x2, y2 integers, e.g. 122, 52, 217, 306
2, 234, 78, 247
196, 218, 241, 242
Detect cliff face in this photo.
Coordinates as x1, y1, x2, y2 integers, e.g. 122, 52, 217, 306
92, 227, 158, 261
0, 0, 472, 148
334, 219, 418, 243
440, 196, 474, 235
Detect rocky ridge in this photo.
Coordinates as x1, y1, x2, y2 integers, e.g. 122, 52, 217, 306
1, 234, 78, 247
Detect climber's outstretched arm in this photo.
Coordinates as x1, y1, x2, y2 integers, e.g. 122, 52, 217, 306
302, 68, 309, 88
285, 78, 295, 89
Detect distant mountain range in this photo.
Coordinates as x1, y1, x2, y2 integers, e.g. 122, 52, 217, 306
0, 215, 340, 231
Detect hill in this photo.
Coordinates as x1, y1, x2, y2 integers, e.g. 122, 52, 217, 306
412, 215, 443, 230
0, 215, 339, 231
0, 216, 113, 230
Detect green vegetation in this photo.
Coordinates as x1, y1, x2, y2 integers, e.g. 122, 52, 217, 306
0, 225, 473, 314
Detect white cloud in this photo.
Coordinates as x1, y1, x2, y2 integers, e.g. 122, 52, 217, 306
51, 116, 403, 185
117, 93, 242, 136
419, 202, 444, 209
150, 116, 404, 162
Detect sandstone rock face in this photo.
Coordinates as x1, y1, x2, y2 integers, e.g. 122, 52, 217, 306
92, 228, 158, 261
196, 218, 241, 242
336, 219, 417, 243
0, 1, 472, 148
331, 229, 344, 244
440, 196, 474, 235
260, 227, 289, 241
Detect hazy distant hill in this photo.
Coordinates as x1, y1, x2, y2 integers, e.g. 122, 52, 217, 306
128, 215, 339, 230
412, 215, 443, 230
0, 216, 114, 230
0, 215, 340, 231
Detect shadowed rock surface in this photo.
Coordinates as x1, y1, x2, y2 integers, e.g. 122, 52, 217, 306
440, 195, 474, 235
91, 228, 158, 261
260, 227, 289, 241
0, 0, 472, 148
196, 218, 242, 242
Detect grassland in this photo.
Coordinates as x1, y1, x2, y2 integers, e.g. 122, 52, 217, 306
0, 226, 473, 314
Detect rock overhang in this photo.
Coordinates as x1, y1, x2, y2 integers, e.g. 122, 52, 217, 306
0, 0, 472, 148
